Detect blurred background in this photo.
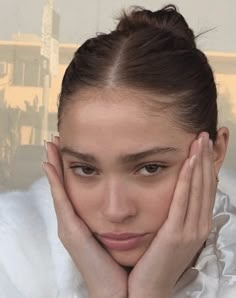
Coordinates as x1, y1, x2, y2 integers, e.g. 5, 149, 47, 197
0, 0, 235, 191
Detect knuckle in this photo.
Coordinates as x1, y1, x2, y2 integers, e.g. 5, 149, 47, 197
186, 232, 198, 244
200, 226, 211, 240
191, 183, 200, 196
202, 143, 209, 156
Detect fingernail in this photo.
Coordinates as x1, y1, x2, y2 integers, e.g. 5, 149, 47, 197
209, 139, 213, 151
198, 137, 203, 147
190, 155, 197, 168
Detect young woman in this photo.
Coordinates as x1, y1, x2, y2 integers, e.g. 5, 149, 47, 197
0, 4, 235, 298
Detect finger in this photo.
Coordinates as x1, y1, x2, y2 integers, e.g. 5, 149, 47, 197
42, 161, 77, 226
209, 139, 218, 216
184, 135, 203, 228
51, 135, 64, 177
46, 141, 64, 184
167, 154, 196, 229
52, 135, 60, 147
52, 136, 64, 181
200, 137, 216, 228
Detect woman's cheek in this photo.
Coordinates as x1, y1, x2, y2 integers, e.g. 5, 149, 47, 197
63, 171, 95, 218
141, 172, 179, 224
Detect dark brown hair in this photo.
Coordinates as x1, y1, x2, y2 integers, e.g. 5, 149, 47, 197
58, 4, 218, 140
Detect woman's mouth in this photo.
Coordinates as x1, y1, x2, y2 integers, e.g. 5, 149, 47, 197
96, 233, 148, 251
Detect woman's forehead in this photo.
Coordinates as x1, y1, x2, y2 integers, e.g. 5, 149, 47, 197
63, 87, 176, 124
59, 90, 197, 163
69, 87, 174, 111
60, 99, 196, 155
61, 100, 175, 136
59, 88, 193, 142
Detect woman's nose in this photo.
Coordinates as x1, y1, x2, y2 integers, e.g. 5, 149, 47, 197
101, 180, 137, 223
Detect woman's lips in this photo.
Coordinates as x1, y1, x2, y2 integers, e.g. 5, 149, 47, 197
97, 233, 147, 251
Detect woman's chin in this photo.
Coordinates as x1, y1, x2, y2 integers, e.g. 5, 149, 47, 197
108, 247, 145, 267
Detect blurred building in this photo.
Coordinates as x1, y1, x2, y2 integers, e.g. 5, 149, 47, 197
0, 34, 78, 144
0, 34, 78, 189
0, 34, 77, 111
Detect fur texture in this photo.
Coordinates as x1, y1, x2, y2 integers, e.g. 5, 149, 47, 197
0, 176, 87, 298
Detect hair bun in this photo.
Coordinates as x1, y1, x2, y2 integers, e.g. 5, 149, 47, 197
116, 4, 196, 49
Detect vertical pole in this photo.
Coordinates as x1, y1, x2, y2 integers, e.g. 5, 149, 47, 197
41, 73, 50, 142
96, 0, 101, 32
41, 0, 54, 143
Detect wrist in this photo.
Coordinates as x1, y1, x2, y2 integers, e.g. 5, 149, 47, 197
90, 290, 127, 298
133, 294, 171, 298
130, 289, 171, 298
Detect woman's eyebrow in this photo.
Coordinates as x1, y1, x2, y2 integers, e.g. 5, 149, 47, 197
60, 146, 179, 165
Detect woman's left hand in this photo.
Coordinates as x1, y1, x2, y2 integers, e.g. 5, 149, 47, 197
128, 132, 217, 298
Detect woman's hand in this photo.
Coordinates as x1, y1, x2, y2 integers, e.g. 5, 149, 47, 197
42, 137, 128, 298
128, 132, 217, 298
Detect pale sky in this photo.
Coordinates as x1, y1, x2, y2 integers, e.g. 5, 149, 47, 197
0, 0, 235, 52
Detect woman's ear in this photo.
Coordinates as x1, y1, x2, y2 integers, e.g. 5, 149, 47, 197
213, 127, 230, 174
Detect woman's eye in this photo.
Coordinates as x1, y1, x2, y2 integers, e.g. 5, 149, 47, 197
69, 163, 165, 177
70, 165, 97, 177
137, 164, 164, 176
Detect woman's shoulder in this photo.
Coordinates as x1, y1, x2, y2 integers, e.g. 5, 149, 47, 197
0, 177, 85, 297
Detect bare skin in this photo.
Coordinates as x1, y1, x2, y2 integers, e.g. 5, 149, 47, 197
43, 131, 217, 298
42, 88, 228, 298
43, 137, 128, 298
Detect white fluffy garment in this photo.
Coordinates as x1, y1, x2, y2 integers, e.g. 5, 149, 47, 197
0, 176, 88, 298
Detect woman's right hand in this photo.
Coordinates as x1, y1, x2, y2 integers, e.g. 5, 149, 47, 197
42, 137, 128, 298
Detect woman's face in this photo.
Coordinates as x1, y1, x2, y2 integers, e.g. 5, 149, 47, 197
59, 88, 197, 267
